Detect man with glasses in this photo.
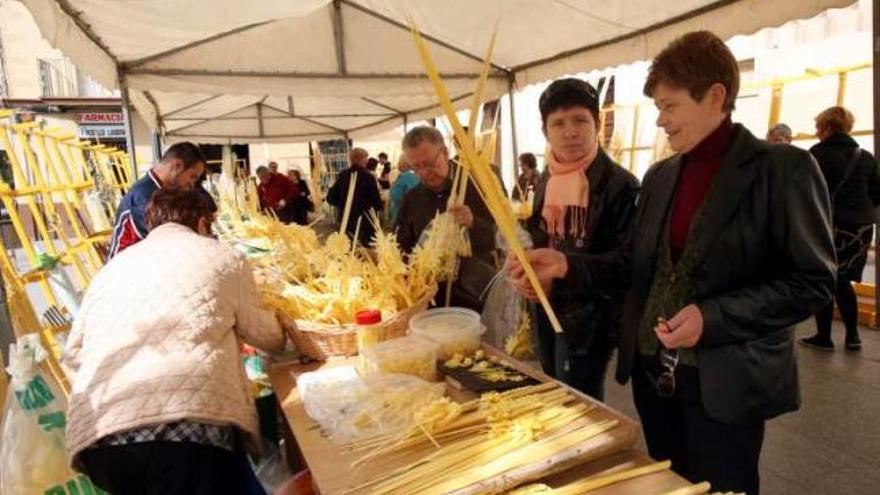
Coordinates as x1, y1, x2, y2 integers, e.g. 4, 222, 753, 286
616, 32, 834, 494
395, 126, 496, 310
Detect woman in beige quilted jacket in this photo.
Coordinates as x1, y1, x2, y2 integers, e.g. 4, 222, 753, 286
63, 188, 286, 495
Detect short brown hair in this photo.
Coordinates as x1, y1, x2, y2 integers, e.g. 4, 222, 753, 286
145, 189, 209, 231
815, 106, 855, 135
644, 31, 739, 112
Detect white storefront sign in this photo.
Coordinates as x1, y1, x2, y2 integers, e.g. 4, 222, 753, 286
77, 125, 127, 139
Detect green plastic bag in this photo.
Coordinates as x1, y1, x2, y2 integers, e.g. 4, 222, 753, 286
0, 335, 104, 494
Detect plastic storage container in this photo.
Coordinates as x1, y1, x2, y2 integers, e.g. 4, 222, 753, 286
409, 307, 485, 360
356, 309, 384, 373
361, 335, 440, 381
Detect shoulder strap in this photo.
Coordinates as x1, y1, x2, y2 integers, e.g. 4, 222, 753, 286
832, 148, 864, 202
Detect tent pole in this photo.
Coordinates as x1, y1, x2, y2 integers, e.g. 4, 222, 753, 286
151, 132, 162, 162
118, 68, 138, 178
403, 115, 408, 133
507, 74, 520, 179
873, 0, 879, 327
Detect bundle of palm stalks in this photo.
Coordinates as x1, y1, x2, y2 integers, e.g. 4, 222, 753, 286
505, 460, 726, 495
214, 178, 461, 325
339, 382, 620, 495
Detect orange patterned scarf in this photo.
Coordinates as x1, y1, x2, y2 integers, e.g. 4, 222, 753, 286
542, 140, 598, 241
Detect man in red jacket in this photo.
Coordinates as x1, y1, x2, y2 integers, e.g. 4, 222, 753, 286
256, 165, 298, 223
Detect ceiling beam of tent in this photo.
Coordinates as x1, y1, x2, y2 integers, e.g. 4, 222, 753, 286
348, 91, 474, 133
166, 132, 343, 139
118, 68, 138, 174
341, 0, 511, 76
512, 0, 741, 73
260, 103, 349, 135
166, 101, 264, 135
164, 113, 394, 121
142, 90, 164, 130
161, 95, 223, 118
347, 113, 406, 133
55, 0, 118, 62
506, 74, 519, 178
123, 21, 275, 69
362, 97, 405, 116
256, 101, 265, 137
332, 0, 348, 74
125, 68, 502, 79
163, 113, 392, 122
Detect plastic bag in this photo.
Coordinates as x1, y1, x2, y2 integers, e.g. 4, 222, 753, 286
0, 335, 104, 495
298, 366, 444, 444
34, 254, 82, 316
482, 223, 535, 357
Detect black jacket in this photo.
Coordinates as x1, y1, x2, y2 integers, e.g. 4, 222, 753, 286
394, 164, 497, 310
617, 124, 835, 425
527, 149, 639, 348
326, 166, 383, 245
394, 163, 496, 263
810, 132, 880, 226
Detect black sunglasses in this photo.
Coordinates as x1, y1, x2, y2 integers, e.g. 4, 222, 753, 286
646, 349, 679, 398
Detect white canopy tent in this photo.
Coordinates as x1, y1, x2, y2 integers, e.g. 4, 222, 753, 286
19, 0, 855, 148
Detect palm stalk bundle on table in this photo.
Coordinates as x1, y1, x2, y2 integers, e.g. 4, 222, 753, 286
340, 382, 621, 495
506, 460, 735, 495
214, 178, 461, 325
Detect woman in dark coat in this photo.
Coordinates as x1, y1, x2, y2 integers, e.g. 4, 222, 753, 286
506, 78, 639, 400
801, 106, 880, 351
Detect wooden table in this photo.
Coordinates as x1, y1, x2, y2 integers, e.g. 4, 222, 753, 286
267, 349, 687, 494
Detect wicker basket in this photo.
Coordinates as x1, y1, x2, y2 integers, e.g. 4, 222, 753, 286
282, 290, 435, 361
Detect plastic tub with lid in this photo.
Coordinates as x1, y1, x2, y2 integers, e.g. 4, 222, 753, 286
408, 307, 486, 360
361, 335, 440, 381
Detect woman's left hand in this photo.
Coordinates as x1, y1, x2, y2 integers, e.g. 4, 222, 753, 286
505, 248, 568, 301
655, 304, 704, 348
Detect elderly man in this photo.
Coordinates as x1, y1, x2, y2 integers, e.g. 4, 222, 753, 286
327, 147, 383, 246
766, 123, 793, 144
256, 165, 299, 224
395, 126, 496, 310
109, 142, 206, 258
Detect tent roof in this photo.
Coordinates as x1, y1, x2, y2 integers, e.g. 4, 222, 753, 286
21, 0, 854, 143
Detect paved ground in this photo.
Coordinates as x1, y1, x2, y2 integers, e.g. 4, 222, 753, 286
603, 320, 880, 495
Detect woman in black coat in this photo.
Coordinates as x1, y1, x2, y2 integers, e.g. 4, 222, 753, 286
506, 78, 639, 400
801, 106, 880, 351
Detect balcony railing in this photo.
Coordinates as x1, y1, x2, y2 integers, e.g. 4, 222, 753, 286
38, 58, 117, 99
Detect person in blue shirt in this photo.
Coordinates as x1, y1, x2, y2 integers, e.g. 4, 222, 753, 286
108, 142, 206, 258
389, 156, 420, 222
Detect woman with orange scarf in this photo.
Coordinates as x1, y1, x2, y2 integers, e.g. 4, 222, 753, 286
507, 78, 639, 400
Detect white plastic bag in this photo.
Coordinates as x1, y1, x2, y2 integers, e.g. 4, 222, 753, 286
482, 223, 535, 357
298, 366, 445, 444
0, 335, 104, 495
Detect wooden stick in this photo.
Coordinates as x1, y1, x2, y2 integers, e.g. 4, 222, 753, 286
448, 160, 463, 208
339, 172, 357, 236
553, 460, 672, 495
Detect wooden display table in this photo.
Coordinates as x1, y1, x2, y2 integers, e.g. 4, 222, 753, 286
267, 347, 686, 494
